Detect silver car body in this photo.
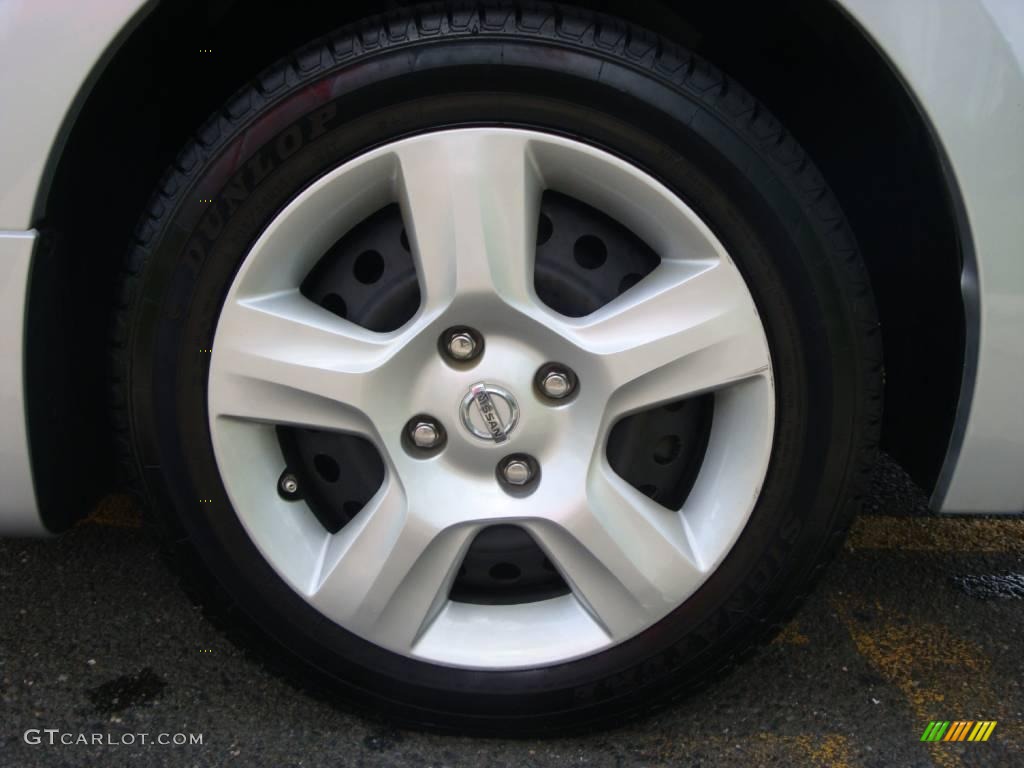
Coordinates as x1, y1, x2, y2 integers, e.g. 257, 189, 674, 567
1, 0, 1022, 534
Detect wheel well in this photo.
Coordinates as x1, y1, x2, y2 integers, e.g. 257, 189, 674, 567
27, 0, 964, 529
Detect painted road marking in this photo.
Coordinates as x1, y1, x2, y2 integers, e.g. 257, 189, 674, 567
848, 516, 1024, 553
834, 597, 1013, 767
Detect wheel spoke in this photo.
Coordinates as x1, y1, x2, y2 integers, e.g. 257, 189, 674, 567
564, 259, 771, 415
525, 461, 704, 640
394, 131, 543, 313
208, 290, 396, 433
309, 478, 476, 652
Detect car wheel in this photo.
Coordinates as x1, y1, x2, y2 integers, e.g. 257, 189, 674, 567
113, 2, 881, 733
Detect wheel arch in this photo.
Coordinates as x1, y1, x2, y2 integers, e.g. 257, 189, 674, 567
25, 0, 967, 529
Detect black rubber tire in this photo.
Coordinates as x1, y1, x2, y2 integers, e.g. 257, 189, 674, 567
112, 1, 882, 734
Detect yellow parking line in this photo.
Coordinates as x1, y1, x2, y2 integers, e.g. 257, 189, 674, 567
848, 516, 1024, 553
772, 620, 811, 646
658, 733, 857, 767
79, 494, 142, 529
833, 597, 1005, 768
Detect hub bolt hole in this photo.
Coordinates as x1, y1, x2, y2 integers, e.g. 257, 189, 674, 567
353, 249, 385, 284
313, 453, 340, 482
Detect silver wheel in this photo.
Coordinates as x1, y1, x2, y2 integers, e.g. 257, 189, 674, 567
207, 129, 774, 670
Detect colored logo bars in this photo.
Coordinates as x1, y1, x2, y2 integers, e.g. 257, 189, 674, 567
920, 721, 997, 742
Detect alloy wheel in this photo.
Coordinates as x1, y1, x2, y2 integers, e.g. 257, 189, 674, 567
207, 129, 775, 670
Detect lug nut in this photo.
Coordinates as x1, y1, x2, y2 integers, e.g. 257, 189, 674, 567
441, 327, 482, 363
497, 454, 540, 493
405, 415, 447, 456
541, 371, 572, 399
279, 473, 299, 495
502, 459, 533, 486
447, 332, 476, 360
537, 364, 577, 400
411, 421, 442, 449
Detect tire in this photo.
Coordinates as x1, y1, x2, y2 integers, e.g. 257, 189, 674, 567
113, 2, 881, 734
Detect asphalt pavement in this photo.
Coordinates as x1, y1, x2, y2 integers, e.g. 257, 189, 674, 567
1, 455, 1022, 768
